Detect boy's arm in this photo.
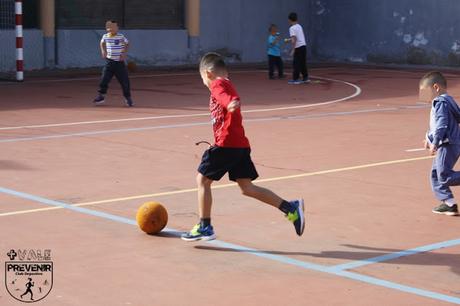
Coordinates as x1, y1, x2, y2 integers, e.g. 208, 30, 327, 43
100, 40, 107, 58
212, 82, 240, 113
288, 36, 297, 56
431, 101, 449, 148
121, 41, 129, 61
290, 35, 297, 49
120, 36, 129, 61
269, 36, 281, 46
227, 100, 240, 113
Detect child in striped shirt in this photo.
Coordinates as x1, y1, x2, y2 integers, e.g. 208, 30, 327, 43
93, 20, 134, 107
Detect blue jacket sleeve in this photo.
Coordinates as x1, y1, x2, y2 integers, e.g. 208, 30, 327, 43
432, 100, 449, 147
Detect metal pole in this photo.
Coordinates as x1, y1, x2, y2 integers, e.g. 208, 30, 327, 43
15, 0, 23, 81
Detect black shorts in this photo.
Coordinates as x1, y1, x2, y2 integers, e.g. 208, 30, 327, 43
198, 146, 259, 181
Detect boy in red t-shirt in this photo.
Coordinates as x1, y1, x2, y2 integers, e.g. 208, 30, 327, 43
181, 52, 305, 241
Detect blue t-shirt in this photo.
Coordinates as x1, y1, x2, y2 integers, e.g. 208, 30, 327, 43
267, 34, 281, 57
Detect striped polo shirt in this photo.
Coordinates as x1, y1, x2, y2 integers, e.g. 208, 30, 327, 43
101, 33, 129, 61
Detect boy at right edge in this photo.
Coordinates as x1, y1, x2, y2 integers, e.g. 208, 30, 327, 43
420, 71, 460, 216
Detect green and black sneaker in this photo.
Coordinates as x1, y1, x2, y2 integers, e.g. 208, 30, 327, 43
286, 199, 305, 236
432, 203, 459, 216
181, 223, 216, 241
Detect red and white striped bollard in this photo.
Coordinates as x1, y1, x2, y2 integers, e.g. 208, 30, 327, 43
15, 0, 23, 81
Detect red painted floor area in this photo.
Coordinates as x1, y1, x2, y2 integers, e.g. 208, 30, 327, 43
0, 67, 459, 306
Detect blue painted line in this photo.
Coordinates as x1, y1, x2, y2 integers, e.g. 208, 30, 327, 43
330, 239, 460, 272
0, 186, 137, 226
333, 270, 460, 304
209, 240, 460, 305
2, 185, 460, 305
0, 186, 179, 236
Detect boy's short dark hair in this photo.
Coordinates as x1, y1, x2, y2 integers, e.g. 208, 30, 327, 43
288, 12, 298, 22
105, 20, 118, 27
269, 24, 277, 32
420, 71, 447, 88
199, 52, 227, 73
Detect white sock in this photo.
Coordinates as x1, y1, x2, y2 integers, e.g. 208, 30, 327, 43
444, 198, 457, 207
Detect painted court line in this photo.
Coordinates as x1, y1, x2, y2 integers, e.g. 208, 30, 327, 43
0, 105, 422, 144
0, 113, 210, 131
1, 70, 265, 85
210, 240, 460, 305
330, 238, 460, 271
0, 121, 211, 143
0, 74, 360, 131
0, 155, 434, 217
406, 148, 426, 152
1, 185, 459, 305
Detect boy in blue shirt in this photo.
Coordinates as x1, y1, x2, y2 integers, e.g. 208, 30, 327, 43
420, 71, 460, 216
267, 24, 284, 80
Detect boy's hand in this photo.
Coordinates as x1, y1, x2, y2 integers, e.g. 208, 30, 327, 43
429, 143, 437, 155
120, 52, 127, 61
423, 139, 429, 149
227, 100, 240, 113
101, 51, 107, 59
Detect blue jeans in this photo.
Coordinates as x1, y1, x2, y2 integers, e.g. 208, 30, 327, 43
431, 144, 460, 201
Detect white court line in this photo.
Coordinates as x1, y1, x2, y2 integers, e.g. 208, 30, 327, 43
0, 113, 210, 130
1, 70, 261, 84
0, 74, 361, 131
0, 155, 434, 217
0, 107, 394, 143
405, 148, 426, 152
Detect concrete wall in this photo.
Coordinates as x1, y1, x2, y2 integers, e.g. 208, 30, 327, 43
4, 1, 460, 72
1, 1, 309, 72
0, 29, 44, 72
54, 0, 311, 69
309, 0, 460, 66
56, 29, 189, 68
200, 0, 309, 62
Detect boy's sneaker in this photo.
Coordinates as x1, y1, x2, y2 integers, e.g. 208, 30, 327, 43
432, 203, 459, 216
288, 79, 303, 85
286, 199, 305, 236
302, 78, 311, 84
125, 97, 134, 107
181, 224, 216, 241
93, 94, 105, 105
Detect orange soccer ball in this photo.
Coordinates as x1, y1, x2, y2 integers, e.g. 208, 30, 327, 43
136, 202, 168, 234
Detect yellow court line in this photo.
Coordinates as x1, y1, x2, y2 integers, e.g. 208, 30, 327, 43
0, 155, 433, 217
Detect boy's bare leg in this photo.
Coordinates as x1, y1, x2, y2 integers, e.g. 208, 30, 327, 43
236, 178, 305, 236
197, 173, 213, 218
236, 178, 282, 207
181, 173, 216, 241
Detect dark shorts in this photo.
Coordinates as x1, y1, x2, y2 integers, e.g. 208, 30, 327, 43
198, 146, 259, 181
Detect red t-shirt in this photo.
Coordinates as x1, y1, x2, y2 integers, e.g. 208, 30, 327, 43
209, 78, 250, 148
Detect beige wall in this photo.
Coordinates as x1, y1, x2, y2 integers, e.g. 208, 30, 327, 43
40, 0, 55, 37
186, 0, 200, 37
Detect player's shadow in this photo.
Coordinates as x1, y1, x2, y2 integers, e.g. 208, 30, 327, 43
152, 230, 184, 238
194, 243, 460, 276
0, 160, 35, 171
